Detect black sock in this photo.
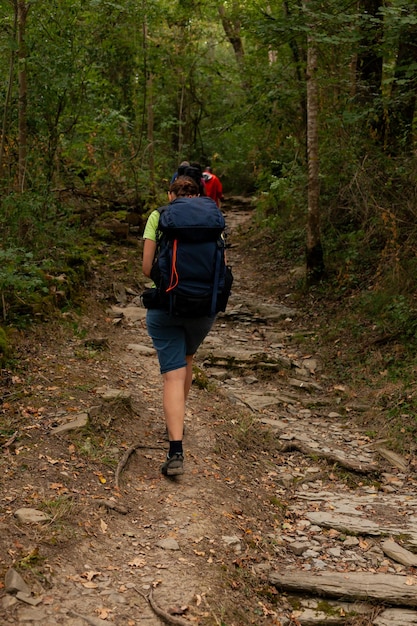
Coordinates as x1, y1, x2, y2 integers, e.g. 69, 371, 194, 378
169, 440, 183, 457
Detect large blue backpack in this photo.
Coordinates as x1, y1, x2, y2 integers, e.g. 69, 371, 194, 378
150, 196, 233, 317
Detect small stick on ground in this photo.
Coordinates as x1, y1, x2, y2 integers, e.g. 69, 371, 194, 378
68, 610, 109, 626
115, 443, 164, 488
135, 587, 192, 626
1, 431, 18, 448
94, 499, 129, 514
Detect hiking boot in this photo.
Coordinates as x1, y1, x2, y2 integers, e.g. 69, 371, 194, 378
161, 453, 184, 476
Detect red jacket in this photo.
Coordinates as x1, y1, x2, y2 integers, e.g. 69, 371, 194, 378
203, 172, 223, 207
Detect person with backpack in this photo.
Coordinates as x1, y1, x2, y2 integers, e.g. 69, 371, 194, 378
203, 166, 224, 208
142, 176, 233, 477
170, 160, 189, 184
170, 161, 206, 196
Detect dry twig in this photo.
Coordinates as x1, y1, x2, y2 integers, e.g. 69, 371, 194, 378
135, 587, 192, 626
115, 443, 164, 488
1, 431, 18, 448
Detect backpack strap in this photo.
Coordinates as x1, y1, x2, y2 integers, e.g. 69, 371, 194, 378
166, 239, 179, 292
210, 239, 224, 316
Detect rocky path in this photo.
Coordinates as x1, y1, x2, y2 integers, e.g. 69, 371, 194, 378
1, 198, 417, 625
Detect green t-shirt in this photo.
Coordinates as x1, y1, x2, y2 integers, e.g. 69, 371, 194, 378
143, 209, 160, 241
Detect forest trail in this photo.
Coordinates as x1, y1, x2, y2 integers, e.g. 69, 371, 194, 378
1, 199, 417, 625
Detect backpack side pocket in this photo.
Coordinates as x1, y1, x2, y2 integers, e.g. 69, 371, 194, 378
216, 265, 234, 312
141, 288, 162, 309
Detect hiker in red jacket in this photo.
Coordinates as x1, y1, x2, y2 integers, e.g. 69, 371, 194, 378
203, 166, 223, 208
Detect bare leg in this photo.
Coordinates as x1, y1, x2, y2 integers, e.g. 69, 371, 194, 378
162, 356, 194, 440
163, 366, 187, 441
184, 354, 194, 401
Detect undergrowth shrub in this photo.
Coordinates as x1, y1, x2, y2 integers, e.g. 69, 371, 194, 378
0, 191, 92, 323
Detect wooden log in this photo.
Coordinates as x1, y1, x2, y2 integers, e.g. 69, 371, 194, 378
269, 571, 417, 607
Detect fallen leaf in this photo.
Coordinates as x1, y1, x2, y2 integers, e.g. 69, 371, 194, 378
100, 519, 108, 533
81, 570, 101, 581
168, 605, 188, 616
50, 483, 65, 490
128, 557, 146, 568
42, 596, 54, 605
46, 455, 60, 465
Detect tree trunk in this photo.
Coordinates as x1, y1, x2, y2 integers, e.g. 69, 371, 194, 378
146, 72, 155, 198
304, 2, 324, 285
0, 1, 18, 183
218, 4, 244, 69
17, 0, 29, 192
355, 0, 384, 141
355, 0, 383, 101
284, 0, 307, 131
385, 9, 417, 155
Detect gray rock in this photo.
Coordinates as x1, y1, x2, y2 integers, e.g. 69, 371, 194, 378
51, 412, 88, 434
289, 542, 309, 556
5, 568, 31, 595
16, 591, 43, 606
288, 378, 322, 391
96, 388, 131, 401
156, 538, 180, 551
1, 594, 18, 609
16, 607, 47, 623
222, 535, 242, 553
328, 547, 342, 557
14, 508, 51, 524
111, 305, 146, 323
127, 343, 155, 355
343, 537, 359, 548
382, 539, 417, 567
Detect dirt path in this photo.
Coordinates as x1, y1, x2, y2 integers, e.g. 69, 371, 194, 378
1, 200, 417, 625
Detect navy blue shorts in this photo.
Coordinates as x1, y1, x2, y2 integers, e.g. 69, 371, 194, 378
146, 309, 215, 374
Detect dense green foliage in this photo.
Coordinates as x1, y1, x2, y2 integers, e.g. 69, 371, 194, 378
0, 0, 417, 333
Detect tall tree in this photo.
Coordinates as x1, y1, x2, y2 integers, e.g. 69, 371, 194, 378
17, 0, 29, 191
355, 0, 383, 102
385, 5, 417, 155
0, 0, 17, 181
218, 2, 245, 71
304, 0, 324, 284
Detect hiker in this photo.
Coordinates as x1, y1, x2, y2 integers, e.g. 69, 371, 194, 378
203, 166, 223, 208
170, 160, 190, 184
142, 176, 232, 477
185, 161, 206, 196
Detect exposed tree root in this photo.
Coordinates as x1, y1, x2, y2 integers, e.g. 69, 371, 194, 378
135, 587, 192, 626
115, 443, 164, 488
68, 610, 109, 626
